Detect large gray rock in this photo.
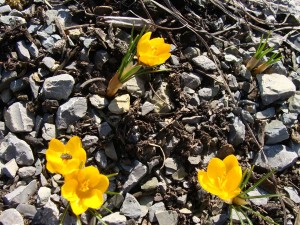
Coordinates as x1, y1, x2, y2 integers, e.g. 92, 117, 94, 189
257, 73, 296, 105
156, 210, 178, 225
2, 158, 18, 178
120, 193, 142, 219
101, 212, 126, 225
150, 82, 174, 113
0, 208, 24, 225
149, 202, 166, 222
288, 91, 300, 113
42, 74, 75, 100
181, 72, 202, 90
254, 145, 298, 171
4, 102, 35, 132
56, 97, 87, 129
0, 132, 34, 166
16, 40, 30, 62
122, 160, 147, 193
3, 180, 38, 206
265, 120, 289, 144
16, 203, 37, 219
192, 55, 217, 71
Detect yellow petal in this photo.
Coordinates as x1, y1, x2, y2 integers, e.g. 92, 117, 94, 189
223, 165, 242, 191
207, 158, 226, 181
82, 189, 104, 209
198, 171, 222, 196
70, 200, 88, 215
47, 138, 65, 154
223, 155, 239, 172
139, 32, 151, 43
77, 166, 98, 183
61, 178, 79, 201
94, 174, 110, 193
149, 37, 164, 46
66, 137, 86, 161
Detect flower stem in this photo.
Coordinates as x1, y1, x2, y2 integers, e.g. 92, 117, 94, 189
106, 72, 123, 97
59, 203, 70, 225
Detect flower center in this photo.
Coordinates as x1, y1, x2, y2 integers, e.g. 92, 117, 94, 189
79, 180, 90, 192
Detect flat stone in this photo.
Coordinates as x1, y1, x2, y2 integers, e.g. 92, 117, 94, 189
4, 102, 35, 132
95, 150, 107, 169
122, 160, 147, 193
265, 120, 289, 144
16, 204, 37, 219
18, 166, 36, 178
257, 73, 296, 105
255, 107, 276, 119
37, 187, 51, 206
141, 177, 159, 191
150, 82, 174, 113
156, 210, 178, 225
3, 180, 38, 206
181, 72, 202, 90
108, 94, 130, 114
42, 74, 75, 100
284, 186, 300, 203
104, 142, 118, 160
31, 200, 59, 225
141, 101, 155, 115
16, 41, 30, 61
120, 193, 141, 219
2, 158, 18, 178
41, 123, 56, 141
0, 16, 26, 25
29, 74, 40, 98
0, 208, 24, 225
182, 116, 201, 125
94, 50, 109, 70
183, 47, 201, 59
82, 135, 99, 149
42, 57, 56, 71
288, 91, 300, 113
89, 95, 108, 109
229, 117, 245, 146
254, 145, 298, 172
10, 78, 27, 93
28, 43, 39, 58
248, 188, 269, 205
149, 202, 166, 222
188, 155, 201, 165
101, 212, 126, 225
172, 167, 188, 181
98, 122, 112, 139
56, 97, 87, 129
0, 132, 34, 166
123, 76, 146, 97
192, 55, 217, 71
198, 86, 219, 100
165, 158, 178, 175
0, 5, 12, 13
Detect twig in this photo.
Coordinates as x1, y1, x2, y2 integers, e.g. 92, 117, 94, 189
80, 77, 106, 90
148, 143, 166, 170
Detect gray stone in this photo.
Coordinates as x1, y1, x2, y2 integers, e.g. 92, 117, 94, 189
255, 107, 276, 119
82, 135, 99, 149
56, 97, 87, 129
41, 123, 56, 141
227, 74, 238, 91
172, 167, 188, 181
0, 5, 12, 13
16, 41, 30, 61
248, 188, 269, 205
229, 117, 245, 146
82, 37, 96, 48
284, 186, 300, 203
289, 71, 300, 89
181, 72, 202, 90
156, 210, 178, 225
0, 89, 13, 103
89, 95, 108, 109
141, 177, 159, 191
42, 57, 56, 71
281, 112, 298, 127
94, 50, 109, 70
120, 193, 141, 219
188, 155, 201, 165
45, 9, 58, 25
18, 166, 36, 178
239, 64, 252, 81
224, 54, 241, 63
122, 160, 147, 193
149, 202, 166, 222
211, 214, 228, 225
37, 187, 51, 206
265, 120, 289, 144
265, 61, 287, 75
104, 142, 118, 160
42, 74, 74, 100
10, 78, 27, 93
0, 132, 34, 166
28, 43, 39, 58
141, 101, 154, 115
16, 203, 37, 219
165, 158, 178, 175
101, 212, 126, 225
182, 116, 201, 125
2, 158, 18, 178
150, 82, 174, 113
98, 122, 112, 139
108, 94, 130, 114
254, 145, 298, 171
95, 150, 107, 169
0, 208, 24, 225
4, 102, 35, 132
123, 76, 146, 97
170, 55, 180, 65
257, 73, 296, 105
27, 24, 41, 33
0, 16, 26, 25
183, 47, 201, 59
198, 86, 219, 100
210, 45, 221, 56
31, 200, 59, 225
288, 91, 300, 113
3, 180, 38, 206
192, 55, 217, 71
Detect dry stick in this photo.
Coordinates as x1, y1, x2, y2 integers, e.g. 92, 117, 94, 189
148, 143, 166, 170
53, 46, 79, 76
80, 77, 106, 90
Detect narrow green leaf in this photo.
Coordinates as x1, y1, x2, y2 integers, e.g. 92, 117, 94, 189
241, 205, 280, 225
106, 173, 118, 178
243, 169, 276, 194
232, 205, 245, 225
242, 193, 283, 199
59, 203, 70, 225
76, 216, 82, 225
105, 191, 121, 195
229, 206, 233, 225
101, 205, 114, 214
239, 207, 254, 225
240, 165, 254, 191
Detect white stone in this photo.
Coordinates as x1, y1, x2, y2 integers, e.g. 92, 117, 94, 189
108, 94, 130, 114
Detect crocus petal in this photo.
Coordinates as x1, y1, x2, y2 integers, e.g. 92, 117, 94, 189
94, 174, 110, 193
198, 171, 222, 196
82, 189, 104, 209
66, 136, 87, 163
61, 178, 79, 201
223, 155, 239, 172
207, 158, 226, 181
223, 166, 242, 191
70, 200, 88, 216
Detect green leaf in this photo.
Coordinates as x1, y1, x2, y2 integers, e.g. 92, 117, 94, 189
59, 203, 70, 225
241, 205, 280, 225
239, 207, 254, 225
240, 165, 254, 191
105, 191, 121, 195
88, 209, 108, 225
106, 173, 118, 178
242, 193, 283, 199
76, 216, 82, 225
243, 169, 276, 195
232, 205, 245, 225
